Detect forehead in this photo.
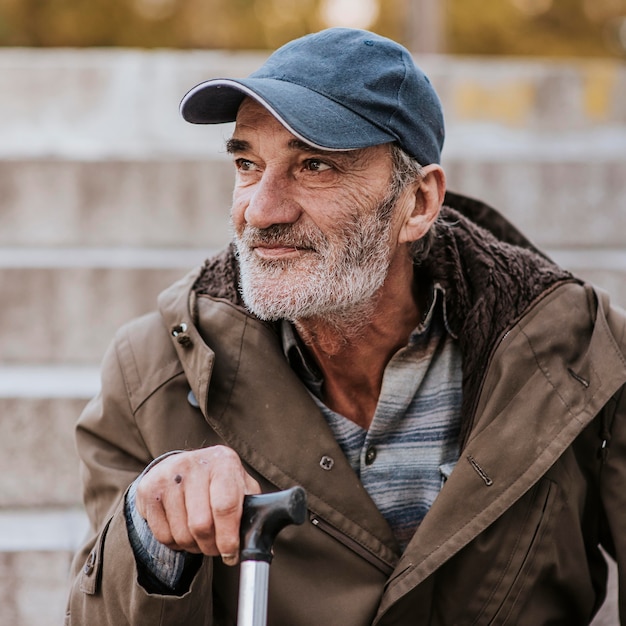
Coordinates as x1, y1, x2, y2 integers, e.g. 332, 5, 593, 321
234, 98, 281, 131
235, 98, 284, 128
233, 98, 392, 167
233, 100, 314, 152
233, 98, 330, 155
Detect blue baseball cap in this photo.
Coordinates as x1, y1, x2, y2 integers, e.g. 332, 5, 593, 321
180, 27, 445, 165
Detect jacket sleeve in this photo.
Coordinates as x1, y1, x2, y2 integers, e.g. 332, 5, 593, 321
65, 327, 215, 626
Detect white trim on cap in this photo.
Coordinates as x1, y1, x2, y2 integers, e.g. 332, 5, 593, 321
180, 79, 349, 153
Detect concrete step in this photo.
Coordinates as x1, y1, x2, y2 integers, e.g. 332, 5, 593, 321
0, 392, 91, 507
1, 156, 625, 248
0, 158, 233, 249
1, 248, 625, 365
0, 259, 198, 364
0, 508, 88, 626
1, 50, 624, 162
445, 158, 626, 249
433, 57, 626, 131
0, 549, 76, 626
0, 508, 88, 552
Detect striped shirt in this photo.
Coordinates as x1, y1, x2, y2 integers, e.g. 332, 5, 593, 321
284, 284, 462, 550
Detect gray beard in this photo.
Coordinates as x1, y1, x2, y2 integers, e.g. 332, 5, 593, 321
232, 191, 398, 331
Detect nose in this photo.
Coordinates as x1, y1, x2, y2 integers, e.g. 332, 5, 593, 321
243, 168, 302, 229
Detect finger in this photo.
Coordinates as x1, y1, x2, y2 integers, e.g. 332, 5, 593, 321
211, 488, 242, 565
161, 473, 203, 553
217, 475, 261, 565
140, 489, 176, 548
184, 457, 244, 559
208, 468, 252, 564
184, 468, 219, 556
181, 446, 250, 563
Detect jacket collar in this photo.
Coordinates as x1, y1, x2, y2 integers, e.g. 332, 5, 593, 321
418, 197, 575, 444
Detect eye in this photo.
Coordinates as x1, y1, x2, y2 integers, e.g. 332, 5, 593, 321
235, 158, 258, 172
304, 159, 332, 172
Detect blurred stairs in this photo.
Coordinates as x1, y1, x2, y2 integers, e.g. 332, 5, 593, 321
0, 49, 624, 625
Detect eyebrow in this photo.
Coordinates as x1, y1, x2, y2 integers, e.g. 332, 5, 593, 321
225, 136, 360, 163
225, 137, 250, 154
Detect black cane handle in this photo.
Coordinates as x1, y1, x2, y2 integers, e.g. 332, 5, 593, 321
240, 487, 307, 564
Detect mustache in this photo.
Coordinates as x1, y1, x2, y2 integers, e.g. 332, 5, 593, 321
236, 223, 328, 251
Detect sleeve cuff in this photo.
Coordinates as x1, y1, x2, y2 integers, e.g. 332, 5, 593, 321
124, 451, 189, 590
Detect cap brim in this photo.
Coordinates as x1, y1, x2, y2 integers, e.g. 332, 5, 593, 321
180, 78, 396, 152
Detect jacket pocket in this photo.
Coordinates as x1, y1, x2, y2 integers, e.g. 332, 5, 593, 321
429, 477, 561, 625
79, 516, 113, 595
470, 478, 559, 625
309, 514, 396, 576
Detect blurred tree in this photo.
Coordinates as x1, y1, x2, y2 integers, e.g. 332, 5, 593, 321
0, 0, 623, 56
447, 0, 626, 56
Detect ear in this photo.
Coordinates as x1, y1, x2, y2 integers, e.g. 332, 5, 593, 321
397, 164, 446, 245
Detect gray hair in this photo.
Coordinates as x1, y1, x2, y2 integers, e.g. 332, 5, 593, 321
388, 144, 438, 265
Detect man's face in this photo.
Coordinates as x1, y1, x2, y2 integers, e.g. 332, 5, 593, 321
229, 98, 403, 323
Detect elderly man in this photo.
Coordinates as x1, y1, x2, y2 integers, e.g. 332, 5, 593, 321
66, 28, 626, 625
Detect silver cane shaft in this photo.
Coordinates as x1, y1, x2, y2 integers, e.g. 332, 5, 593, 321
237, 561, 270, 626
237, 487, 307, 626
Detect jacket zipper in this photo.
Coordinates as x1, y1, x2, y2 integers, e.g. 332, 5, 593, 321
309, 514, 396, 576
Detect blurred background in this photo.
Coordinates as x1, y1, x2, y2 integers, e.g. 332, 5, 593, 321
0, 1, 624, 624
1, 0, 626, 55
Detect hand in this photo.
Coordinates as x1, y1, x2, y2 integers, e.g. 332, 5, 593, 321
135, 445, 261, 565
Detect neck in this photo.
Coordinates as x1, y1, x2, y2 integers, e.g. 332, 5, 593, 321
295, 253, 423, 429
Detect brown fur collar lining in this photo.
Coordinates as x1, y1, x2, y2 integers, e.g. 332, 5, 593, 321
192, 192, 576, 446
193, 242, 242, 306
421, 197, 575, 444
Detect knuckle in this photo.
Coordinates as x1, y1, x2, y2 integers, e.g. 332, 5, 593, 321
187, 517, 213, 540
135, 476, 152, 499
204, 445, 241, 467
216, 532, 240, 556
173, 537, 198, 552
212, 498, 240, 519
170, 527, 197, 552
152, 527, 175, 547
245, 476, 262, 494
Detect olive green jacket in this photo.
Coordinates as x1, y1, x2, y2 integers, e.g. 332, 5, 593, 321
66, 194, 626, 625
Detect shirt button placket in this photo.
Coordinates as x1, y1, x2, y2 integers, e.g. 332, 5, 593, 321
365, 445, 377, 466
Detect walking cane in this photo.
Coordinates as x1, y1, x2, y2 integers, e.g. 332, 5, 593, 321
237, 486, 307, 626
